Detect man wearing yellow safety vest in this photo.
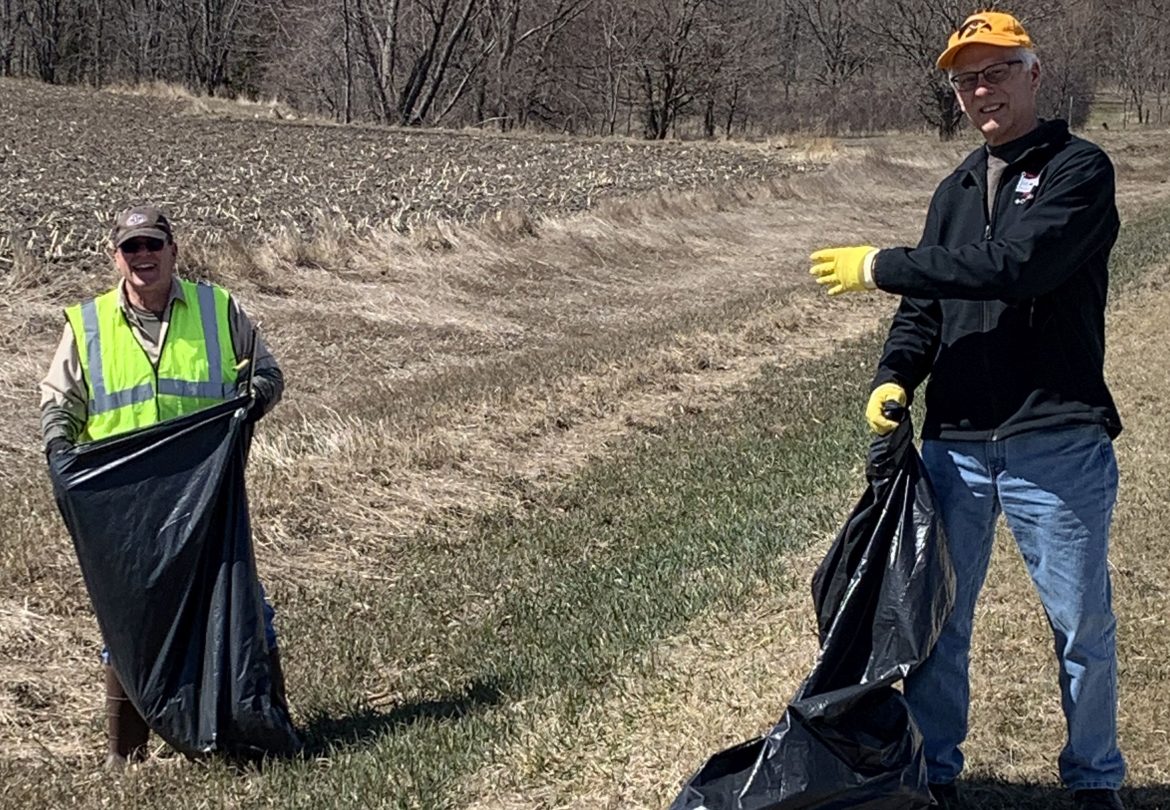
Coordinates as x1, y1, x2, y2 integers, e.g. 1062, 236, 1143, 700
39, 205, 289, 769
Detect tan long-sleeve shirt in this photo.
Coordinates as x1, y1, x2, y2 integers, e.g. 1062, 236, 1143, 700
39, 277, 283, 447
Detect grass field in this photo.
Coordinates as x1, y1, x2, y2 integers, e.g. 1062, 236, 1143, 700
2, 81, 1170, 809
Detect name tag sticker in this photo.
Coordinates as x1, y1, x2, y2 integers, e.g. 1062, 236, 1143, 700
1015, 172, 1040, 193
1014, 172, 1040, 205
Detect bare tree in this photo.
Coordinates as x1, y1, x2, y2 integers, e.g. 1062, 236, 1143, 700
694, 0, 778, 138
352, 0, 401, 121
630, 0, 712, 140
180, 0, 252, 94
112, 0, 169, 82
472, 0, 591, 130
1104, 0, 1164, 125
570, 0, 636, 135
351, 0, 481, 125
858, 0, 975, 139
774, 0, 801, 104
0, 0, 24, 76
0, 0, 1143, 140
793, 0, 868, 134
341, 0, 354, 121
407, 0, 479, 123
1034, 0, 1103, 127
27, 0, 68, 82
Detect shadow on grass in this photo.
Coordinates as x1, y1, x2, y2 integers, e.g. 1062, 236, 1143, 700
959, 778, 1170, 809
298, 677, 506, 756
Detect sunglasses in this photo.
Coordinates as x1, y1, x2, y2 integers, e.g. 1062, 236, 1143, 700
949, 59, 1024, 92
119, 237, 166, 254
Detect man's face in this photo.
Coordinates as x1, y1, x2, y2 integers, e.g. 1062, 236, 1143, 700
113, 236, 178, 302
951, 43, 1040, 146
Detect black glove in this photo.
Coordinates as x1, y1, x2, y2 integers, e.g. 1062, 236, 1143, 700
45, 437, 73, 464
246, 389, 269, 424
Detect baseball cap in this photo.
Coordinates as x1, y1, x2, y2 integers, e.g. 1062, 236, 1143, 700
111, 205, 174, 247
937, 11, 1033, 71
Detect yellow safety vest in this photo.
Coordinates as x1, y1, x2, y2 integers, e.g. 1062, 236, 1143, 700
65, 280, 238, 442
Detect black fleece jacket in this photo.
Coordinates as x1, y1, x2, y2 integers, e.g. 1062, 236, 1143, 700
871, 119, 1122, 441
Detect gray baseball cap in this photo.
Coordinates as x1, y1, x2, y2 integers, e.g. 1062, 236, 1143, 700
111, 205, 174, 247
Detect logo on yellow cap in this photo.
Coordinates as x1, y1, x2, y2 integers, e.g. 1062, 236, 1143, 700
959, 18, 993, 39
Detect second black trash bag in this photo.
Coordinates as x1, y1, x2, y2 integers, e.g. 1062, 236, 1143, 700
671, 416, 955, 810
49, 399, 301, 759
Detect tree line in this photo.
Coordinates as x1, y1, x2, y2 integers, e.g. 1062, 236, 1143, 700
1, 0, 1167, 139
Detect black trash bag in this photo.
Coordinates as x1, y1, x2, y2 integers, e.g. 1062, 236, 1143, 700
671, 415, 955, 810
49, 398, 301, 759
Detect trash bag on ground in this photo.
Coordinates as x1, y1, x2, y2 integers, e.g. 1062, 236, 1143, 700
49, 398, 301, 758
671, 414, 955, 810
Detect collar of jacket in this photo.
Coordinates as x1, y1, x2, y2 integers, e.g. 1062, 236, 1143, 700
957, 119, 1071, 187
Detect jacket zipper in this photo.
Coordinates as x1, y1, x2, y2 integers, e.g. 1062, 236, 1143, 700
984, 165, 1002, 440
983, 171, 998, 334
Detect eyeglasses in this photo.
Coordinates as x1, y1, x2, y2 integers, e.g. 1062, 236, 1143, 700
949, 60, 1024, 92
119, 237, 166, 254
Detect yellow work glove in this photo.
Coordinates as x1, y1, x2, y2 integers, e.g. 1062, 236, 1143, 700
866, 383, 907, 436
809, 246, 878, 296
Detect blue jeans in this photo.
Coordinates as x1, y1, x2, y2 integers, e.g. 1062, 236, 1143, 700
905, 424, 1125, 791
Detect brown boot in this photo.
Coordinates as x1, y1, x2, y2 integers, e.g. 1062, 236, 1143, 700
104, 665, 149, 769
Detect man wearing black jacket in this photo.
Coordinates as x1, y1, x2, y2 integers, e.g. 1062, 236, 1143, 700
809, 11, 1125, 810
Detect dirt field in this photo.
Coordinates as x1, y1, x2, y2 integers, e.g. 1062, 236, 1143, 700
2, 79, 1170, 808
0, 78, 808, 270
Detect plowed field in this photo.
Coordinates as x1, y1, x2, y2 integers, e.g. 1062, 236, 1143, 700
0, 79, 803, 270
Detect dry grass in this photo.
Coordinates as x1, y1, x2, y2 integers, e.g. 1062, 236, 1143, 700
101, 79, 306, 122
3, 111, 1170, 806
177, 153, 953, 576
0, 140, 941, 767
454, 229, 1170, 810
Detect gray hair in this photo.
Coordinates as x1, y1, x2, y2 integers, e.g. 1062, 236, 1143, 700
1014, 47, 1040, 70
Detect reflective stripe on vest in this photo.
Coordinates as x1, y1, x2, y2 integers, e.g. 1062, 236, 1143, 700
157, 282, 234, 402
67, 280, 238, 441
79, 299, 154, 413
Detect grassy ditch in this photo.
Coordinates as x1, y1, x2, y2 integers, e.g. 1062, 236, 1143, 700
3, 310, 879, 809
5, 202, 1170, 809
1108, 198, 1170, 291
